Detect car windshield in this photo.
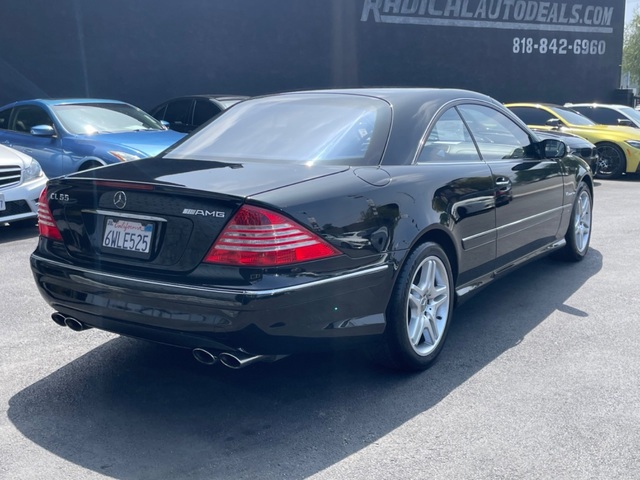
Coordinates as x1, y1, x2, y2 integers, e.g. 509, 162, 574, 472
165, 94, 391, 166
52, 103, 165, 134
548, 106, 596, 126
617, 105, 640, 123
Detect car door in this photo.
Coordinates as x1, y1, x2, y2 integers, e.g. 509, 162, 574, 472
2, 105, 64, 177
458, 104, 564, 267
417, 106, 496, 287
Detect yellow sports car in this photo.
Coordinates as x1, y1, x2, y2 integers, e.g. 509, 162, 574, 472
506, 103, 640, 179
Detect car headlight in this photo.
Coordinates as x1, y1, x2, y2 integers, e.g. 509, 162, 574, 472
23, 158, 43, 182
108, 151, 142, 162
625, 140, 640, 149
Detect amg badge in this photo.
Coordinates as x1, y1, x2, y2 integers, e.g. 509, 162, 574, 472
182, 208, 226, 218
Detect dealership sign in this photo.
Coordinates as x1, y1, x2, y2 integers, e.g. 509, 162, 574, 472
361, 0, 614, 33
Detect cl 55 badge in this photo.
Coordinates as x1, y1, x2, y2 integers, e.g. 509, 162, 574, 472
182, 208, 226, 218
50, 193, 70, 202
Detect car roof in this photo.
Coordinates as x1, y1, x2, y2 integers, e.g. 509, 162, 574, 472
154, 94, 250, 103
566, 103, 631, 109
280, 87, 495, 100
2, 98, 131, 108
505, 102, 562, 108
265, 87, 503, 113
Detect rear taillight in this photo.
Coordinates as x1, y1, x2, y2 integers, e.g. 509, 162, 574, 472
37, 187, 63, 241
204, 205, 340, 266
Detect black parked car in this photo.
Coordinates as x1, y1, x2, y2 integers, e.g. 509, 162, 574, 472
31, 88, 593, 372
149, 94, 248, 133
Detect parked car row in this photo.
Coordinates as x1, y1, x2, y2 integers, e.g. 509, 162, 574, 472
0, 98, 185, 179
0, 94, 246, 225
506, 102, 640, 179
2, 92, 639, 188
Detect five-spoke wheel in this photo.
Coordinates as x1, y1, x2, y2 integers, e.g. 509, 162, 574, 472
379, 242, 454, 371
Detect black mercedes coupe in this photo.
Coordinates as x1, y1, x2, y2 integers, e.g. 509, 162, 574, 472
30, 88, 593, 372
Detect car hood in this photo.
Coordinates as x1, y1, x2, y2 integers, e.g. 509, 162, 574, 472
69, 157, 350, 197
0, 144, 35, 168
533, 129, 595, 148
74, 130, 186, 157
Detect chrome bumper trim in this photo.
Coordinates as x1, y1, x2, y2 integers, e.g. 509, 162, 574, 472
31, 254, 390, 298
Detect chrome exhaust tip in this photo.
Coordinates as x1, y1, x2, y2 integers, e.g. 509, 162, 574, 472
64, 316, 89, 332
192, 348, 218, 366
218, 352, 261, 369
51, 312, 67, 327
218, 351, 287, 369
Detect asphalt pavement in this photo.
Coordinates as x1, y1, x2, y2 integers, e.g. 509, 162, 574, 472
1, 176, 639, 480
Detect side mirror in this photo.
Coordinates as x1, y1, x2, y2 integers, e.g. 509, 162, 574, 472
617, 118, 634, 127
545, 118, 562, 129
30, 124, 55, 137
540, 138, 566, 158
160, 120, 170, 129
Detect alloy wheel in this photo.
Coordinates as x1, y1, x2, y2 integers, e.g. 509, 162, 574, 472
405, 255, 451, 356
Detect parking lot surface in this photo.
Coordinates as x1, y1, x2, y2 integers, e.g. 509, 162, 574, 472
1, 176, 639, 480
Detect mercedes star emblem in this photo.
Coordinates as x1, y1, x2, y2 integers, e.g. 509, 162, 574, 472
113, 191, 127, 209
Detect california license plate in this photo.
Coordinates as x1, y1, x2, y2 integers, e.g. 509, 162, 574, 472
102, 218, 153, 253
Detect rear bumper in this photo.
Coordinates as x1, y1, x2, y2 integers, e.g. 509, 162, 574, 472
30, 254, 392, 354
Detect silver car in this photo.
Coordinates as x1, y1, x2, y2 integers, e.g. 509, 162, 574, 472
0, 144, 47, 225
566, 103, 640, 129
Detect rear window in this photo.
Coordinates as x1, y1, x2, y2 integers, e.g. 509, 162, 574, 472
165, 94, 392, 166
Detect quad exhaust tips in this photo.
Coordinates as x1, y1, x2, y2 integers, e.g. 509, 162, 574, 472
192, 348, 287, 369
192, 348, 219, 366
51, 312, 91, 331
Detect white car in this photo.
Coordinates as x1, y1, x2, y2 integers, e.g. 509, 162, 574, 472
566, 103, 640, 129
0, 144, 47, 225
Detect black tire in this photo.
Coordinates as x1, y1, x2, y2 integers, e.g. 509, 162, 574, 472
374, 242, 454, 372
556, 182, 592, 262
595, 142, 626, 179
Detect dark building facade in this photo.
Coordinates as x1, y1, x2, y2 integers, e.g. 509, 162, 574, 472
0, 0, 626, 110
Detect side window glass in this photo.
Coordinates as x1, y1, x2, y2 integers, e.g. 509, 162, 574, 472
0, 108, 12, 130
193, 100, 221, 126
589, 108, 622, 125
459, 105, 535, 161
164, 100, 192, 126
13, 106, 53, 133
418, 107, 479, 162
151, 104, 167, 121
508, 107, 554, 126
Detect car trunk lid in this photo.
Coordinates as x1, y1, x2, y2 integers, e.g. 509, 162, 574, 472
45, 158, 348, 272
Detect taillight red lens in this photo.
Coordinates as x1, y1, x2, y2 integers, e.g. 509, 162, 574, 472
204, 205, 340, 266
37, 187, 63, 241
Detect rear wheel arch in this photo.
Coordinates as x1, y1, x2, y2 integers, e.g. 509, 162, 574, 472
405, 227, 459, 286
374, 239, 456, 371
